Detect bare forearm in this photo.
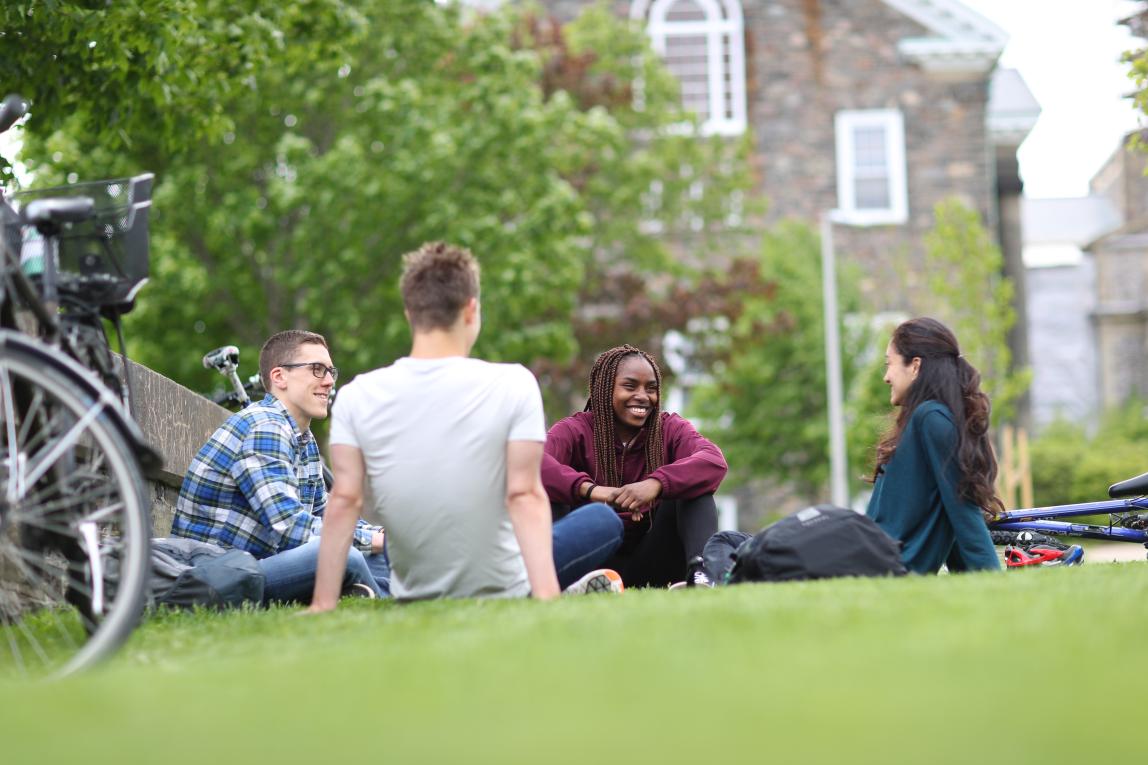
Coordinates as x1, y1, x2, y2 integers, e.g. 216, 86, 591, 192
508, 489, 560, 600
309, 493, 363, 611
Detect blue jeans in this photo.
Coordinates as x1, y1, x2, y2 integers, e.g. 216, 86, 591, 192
365, 546, 391, 596
259, 538, 391, 604
552, 502, 624, 590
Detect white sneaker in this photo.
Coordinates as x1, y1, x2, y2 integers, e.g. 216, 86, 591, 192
563, 568, 624, 595
668, 570, 713, 590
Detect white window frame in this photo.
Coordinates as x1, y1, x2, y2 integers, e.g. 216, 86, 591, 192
631, 0, 747, 136
834, 109, 909, 226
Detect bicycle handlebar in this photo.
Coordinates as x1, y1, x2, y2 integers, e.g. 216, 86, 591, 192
202, 345, 252, 408
0, 94, 28, 134
202, 345, 240, 372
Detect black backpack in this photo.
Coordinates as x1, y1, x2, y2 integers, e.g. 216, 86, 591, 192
726, 505, 907, 584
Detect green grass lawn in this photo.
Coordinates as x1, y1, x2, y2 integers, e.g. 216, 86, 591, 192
3, 564, 1146, 764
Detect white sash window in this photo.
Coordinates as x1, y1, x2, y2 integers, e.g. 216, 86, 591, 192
834, 109, 909, 226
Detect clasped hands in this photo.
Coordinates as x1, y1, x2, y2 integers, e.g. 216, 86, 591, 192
583, 478, 662, 521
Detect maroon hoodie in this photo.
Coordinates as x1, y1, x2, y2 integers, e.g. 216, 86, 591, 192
541, 410, 727, 527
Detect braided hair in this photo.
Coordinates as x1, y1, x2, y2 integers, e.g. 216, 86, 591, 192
584, 345, 665, 487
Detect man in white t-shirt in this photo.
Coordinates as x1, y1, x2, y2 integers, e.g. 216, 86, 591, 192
309, 242, 623, 606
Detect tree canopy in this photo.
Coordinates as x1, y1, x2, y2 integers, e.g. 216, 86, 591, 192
5, 1, 751, 407
0, 0, 365, 179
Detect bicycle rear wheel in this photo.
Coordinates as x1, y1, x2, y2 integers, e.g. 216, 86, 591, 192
0, 341, 150, 678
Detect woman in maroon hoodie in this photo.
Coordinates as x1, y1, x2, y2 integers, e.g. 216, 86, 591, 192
542, 345, 728, 587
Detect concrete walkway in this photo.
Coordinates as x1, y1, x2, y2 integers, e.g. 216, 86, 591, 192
1083, 541, 1148, 564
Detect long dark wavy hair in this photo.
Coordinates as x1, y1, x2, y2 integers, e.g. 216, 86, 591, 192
584, 345, 665, 487
871, 317, 1004, 518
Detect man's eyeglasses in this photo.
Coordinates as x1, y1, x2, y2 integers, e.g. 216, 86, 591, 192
279, 362, 339, 382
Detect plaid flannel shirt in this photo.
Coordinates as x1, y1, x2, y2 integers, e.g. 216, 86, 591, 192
172, 395, 378, 559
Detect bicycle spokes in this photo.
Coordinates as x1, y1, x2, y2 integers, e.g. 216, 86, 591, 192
0, 342, 148, 678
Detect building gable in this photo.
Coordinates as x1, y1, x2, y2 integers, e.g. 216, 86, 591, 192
882, 0, 1008, 73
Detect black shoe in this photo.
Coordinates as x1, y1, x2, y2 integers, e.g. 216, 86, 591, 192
340, 583, 378, 599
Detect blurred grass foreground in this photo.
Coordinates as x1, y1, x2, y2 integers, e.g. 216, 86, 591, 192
2, 562, 1146, 764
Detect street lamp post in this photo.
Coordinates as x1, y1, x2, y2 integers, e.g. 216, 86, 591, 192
821, 211, 849, 507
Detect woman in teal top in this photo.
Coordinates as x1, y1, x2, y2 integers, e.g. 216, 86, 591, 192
866, 318, 1002, 574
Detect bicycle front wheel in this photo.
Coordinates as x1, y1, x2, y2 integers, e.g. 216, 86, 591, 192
0, 340, 150, 678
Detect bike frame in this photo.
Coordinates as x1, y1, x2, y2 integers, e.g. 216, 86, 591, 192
989, 496, 1148, 544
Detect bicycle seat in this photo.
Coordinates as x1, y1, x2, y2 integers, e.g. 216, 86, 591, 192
22, 196, 95, 231
1109, 471, 1148, 498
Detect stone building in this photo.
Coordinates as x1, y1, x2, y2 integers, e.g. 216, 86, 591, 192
1022, 195, 1116, 428
1019, 132, 1148, 425
1087, 135, 1148, 408
538, 0, 1039, 399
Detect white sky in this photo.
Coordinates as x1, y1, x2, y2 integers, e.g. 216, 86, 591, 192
961, 0, 1145, 199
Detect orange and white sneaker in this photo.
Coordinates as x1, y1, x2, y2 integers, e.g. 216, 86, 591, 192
563, 568, 624, 595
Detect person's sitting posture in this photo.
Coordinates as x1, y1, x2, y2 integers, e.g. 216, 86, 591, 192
309, 242, 623, 610
865, 317, 1001, 574
172, 330, 389, 603
542, 345, 728, 588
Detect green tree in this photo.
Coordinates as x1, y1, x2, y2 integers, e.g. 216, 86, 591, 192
912, 198, 1030, 424
1124, 6, 1148, 129
845, 200, 1032, 490
845, 319, 899, 489
1030, 399, 1148, 506
0, 1, 365, 180
519, 2, 756, 418
685, 221, 871, 496
9, 0, 753, 405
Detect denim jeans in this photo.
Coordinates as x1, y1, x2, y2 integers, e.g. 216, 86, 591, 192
259, 538, 391, 604
364, 546, 391, 597
552, 502, 624, 590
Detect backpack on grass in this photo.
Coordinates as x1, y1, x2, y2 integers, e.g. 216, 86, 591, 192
146, 538, 264, 609
724, 505, 907, 584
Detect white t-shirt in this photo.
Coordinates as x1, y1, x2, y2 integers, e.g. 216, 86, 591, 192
329, 356, 546, 600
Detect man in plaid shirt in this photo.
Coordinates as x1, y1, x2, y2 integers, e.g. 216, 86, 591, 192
173, 330, 389, 603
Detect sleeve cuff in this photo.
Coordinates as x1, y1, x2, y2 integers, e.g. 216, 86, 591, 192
570, 473, 593, 503
649, 471, 671, 498
352, 523, 380, 553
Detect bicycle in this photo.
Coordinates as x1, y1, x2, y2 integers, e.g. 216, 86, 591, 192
988, 470, 1148, 567
201, 344, 335, 489
0, 93, 160, 678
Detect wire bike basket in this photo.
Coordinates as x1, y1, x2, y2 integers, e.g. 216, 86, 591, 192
6, 173, 154, 308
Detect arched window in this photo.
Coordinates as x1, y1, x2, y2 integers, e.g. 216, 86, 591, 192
631, 0, 747, 136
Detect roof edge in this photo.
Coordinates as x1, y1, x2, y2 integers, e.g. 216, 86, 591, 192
883, 0, 1009, 45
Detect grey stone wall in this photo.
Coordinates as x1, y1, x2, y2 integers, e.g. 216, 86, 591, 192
1091, 134, 1148, 223
124, 359, 228, 536
1025, 261, 1099, 428
1091, 236, 1148, 408
1089, 138, 1148, 410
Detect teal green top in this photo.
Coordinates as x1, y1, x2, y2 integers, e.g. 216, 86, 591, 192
866, 400, 1000, 574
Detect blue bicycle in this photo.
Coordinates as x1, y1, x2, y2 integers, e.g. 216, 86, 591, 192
989, 471, 1148, 565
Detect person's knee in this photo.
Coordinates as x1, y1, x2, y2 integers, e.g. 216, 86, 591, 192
583, 501, 624, 535
681, 494, 718, 516
343, 547, 370, 580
